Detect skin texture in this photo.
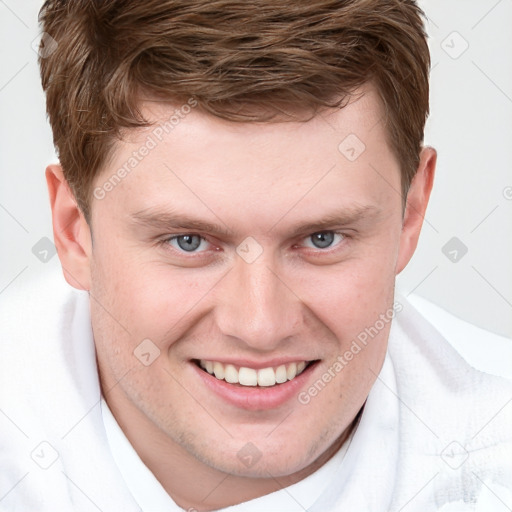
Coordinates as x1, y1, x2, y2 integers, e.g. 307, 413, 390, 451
47, 84, 436, 511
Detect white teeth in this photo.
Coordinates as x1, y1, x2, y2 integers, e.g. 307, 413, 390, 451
257, 367, 276, 387
286, 362, 297, 380
213, 361, 225, 380
239, 367, 258, 386
275, 365, 288, 384
198, 360, 309, 387
224, 364, 239, 384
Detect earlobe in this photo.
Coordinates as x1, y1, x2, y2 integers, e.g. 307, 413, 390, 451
46, 164, 92, 291
395, 147, 437, 275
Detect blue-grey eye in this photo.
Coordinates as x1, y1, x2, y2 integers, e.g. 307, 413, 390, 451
171, 234, 204, 252
305, 231, 343, 249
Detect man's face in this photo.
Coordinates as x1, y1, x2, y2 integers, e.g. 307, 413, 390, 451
87, 86, 408, 478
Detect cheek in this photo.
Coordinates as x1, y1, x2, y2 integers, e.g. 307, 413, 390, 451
293, 252, 396, 340
91, 246, 223, 350
288, 252, 395, 402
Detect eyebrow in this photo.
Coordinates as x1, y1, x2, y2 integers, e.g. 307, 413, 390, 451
282, 204, 382, 238
129, 204, 381, 239
130, 208, 233, 237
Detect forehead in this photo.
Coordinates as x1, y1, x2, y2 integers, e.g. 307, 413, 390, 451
94, 85, 400, 230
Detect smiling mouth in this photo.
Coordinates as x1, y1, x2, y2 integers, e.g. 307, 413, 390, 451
194, 359, 317, 387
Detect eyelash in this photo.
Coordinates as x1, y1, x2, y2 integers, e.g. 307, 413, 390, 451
157, 234, 215, 258
158, 231, 349, 256
299, 232, 346, 251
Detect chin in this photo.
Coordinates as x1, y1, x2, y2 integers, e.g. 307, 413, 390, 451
192, 430, 328, 479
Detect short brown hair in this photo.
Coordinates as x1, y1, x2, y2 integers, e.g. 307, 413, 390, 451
38, 0, 430, 221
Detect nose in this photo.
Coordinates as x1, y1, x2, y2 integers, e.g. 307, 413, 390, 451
214, 253, 303, 352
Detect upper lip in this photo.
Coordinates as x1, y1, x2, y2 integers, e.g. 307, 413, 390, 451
193, 358, 317, 370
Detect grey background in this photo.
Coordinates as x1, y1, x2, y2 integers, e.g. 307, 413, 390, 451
0, 0, 511, 337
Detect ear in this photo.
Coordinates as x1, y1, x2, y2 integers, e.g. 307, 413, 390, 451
46, 164, 92, 290
395, 147, 437, 275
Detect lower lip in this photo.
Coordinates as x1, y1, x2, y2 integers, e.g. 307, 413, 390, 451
192, 362, 318, 411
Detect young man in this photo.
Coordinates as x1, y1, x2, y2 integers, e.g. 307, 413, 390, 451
1, 1, 511, 510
